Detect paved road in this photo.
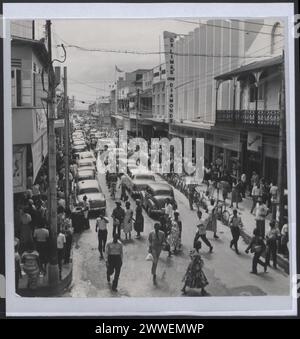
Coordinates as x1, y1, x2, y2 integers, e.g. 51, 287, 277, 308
63, 162, 290, 298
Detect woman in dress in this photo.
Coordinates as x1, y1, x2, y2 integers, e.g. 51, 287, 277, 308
21, 241, 40, 290
123, 201, 133, 240
167, 212, 181, 254
134, 199, 144, 239
181, 250, 209, 296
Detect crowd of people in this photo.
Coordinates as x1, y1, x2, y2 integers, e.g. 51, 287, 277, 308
14, 144, 74, 292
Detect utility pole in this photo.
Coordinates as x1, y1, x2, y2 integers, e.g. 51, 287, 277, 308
136, 88, 140, 137
63, 66, 70, 209
277, 50, 286, 229
46, 20, 59, 285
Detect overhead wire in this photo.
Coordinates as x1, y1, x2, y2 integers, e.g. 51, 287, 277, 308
172, 18, 283, 37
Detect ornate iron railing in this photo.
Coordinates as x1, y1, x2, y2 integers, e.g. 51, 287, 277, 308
216, 110, 280, 129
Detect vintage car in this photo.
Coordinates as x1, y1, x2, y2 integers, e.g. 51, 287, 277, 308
73, 139, 86, 147
76, 168, 95, 182
78, 151, 96, 165
72, 144, 88, 159
75, 179, 106, 214
123, 168, 156, 199
141, 182, 175, 218
77, 159, 96, 174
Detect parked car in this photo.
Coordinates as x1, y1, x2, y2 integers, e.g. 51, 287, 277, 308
72, 144, 88, 159
76, 168, 95, 182
73, 139, 86, 147
123, 168, 156, 199
75, 179, 106, 214
78, 151, 96, 165
141, 182, 175, 218
77, 159, 96, 173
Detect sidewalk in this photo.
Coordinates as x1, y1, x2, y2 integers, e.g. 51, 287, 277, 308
18, 260, 72, 297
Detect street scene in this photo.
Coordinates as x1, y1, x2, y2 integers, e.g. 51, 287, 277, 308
10, 18, 290, 298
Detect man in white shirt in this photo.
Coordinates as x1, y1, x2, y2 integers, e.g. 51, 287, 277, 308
57, 230, 66, 279
251, 184, 262, 214
269, 183, 278, 220
96, 212, 109, 260
255, 199, 269, 238
106, 234, 123, 292
164, 198, 174, 220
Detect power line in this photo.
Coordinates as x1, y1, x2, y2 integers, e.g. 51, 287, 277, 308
65, 43, 282, 59
229, 18, 283, 29
173, 18, 283, 37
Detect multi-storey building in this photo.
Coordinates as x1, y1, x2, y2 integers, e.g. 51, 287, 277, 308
11, 31, 49, 194
168, 19, 284, 178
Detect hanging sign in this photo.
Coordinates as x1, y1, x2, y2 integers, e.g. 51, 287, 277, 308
163, 31, 177, 124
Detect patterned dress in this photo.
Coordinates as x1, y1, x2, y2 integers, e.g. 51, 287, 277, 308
182, 254, 208, 289
123, 208, 133, 234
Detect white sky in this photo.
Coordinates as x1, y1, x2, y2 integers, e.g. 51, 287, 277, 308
50, 19, 197, 109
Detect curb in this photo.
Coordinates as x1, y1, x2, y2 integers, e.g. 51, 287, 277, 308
18, 266, 73, 297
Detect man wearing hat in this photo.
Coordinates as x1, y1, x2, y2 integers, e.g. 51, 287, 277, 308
111, 200, 125, 238
82, 195, 90, 229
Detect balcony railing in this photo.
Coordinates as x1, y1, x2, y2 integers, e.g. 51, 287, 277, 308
216, 109, 280, 129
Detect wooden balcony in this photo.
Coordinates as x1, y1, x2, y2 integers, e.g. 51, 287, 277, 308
216, 109, 280, 130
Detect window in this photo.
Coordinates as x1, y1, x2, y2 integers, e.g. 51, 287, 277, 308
250, 84, 264, 102
14, 69, 22, 106
33, 72, 36, 106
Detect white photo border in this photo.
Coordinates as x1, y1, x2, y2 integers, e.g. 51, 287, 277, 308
3, 2, 297, 316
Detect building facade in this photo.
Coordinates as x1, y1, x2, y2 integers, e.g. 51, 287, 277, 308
168, 19, 284, 180
11, 37, 49, 194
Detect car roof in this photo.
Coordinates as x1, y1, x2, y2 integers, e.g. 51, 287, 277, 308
77, 180, 100, 189
77, 168, 94, 175
78, 158, 94, 163
73, 145, 86, 149
130, 168, 154, 176
79, 151, 95, 157
147, 182, 172, 191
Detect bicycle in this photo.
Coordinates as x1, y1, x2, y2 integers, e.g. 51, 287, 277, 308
215, 200, 231, 226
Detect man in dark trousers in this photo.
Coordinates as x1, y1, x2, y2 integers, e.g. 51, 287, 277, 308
106, 234, 123, 292
111, 200, 125, 238
245, 228, 267, 274
194, 210, 213, 253
95, 211, 109, 260
228, 209, 243, 255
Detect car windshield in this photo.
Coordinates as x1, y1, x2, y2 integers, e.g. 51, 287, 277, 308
154, 189, 172, 196
135, 174, 155, 181
79, 162, 93, 167
81, 154, 93, 159
79, 187, 99, 194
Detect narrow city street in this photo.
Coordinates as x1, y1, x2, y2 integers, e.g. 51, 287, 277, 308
63, 158, 290, 298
